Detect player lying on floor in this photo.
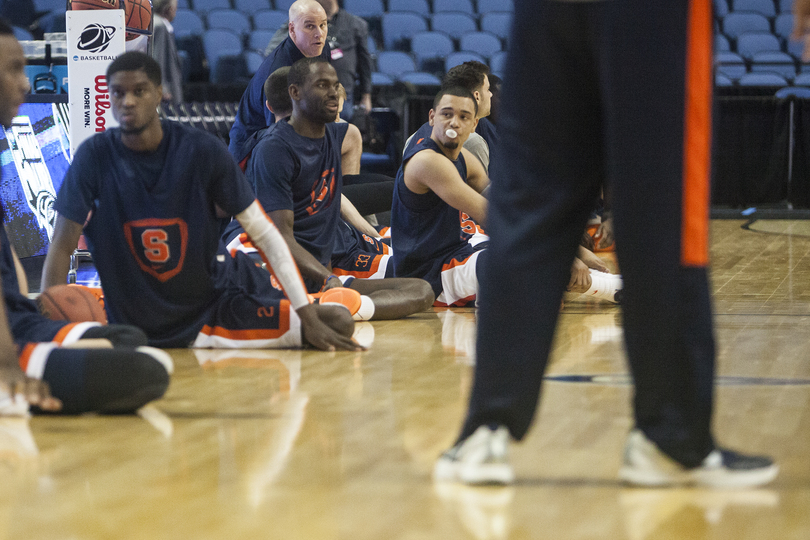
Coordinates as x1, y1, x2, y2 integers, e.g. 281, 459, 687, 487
224, 58, 434, 320
41, 52, 359, 351
391, 87, 623, 307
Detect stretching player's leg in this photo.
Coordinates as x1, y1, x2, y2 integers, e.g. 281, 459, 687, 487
346, 277, 435, 320
20, 343, 171, 414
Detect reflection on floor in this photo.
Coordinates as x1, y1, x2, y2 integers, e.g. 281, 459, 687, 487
4, 220, 810, 539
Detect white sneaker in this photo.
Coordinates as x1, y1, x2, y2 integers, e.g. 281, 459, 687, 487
619, 429, 778, 488
434, 425, 515, 485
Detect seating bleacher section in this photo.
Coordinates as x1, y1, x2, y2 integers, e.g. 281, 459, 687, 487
22, 1, 810, 93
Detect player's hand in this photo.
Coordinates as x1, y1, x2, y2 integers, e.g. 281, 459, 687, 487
595, 219, 614, 250
297, 303, 363, 352
567, 257, 593, 293
794, 0, 810, 61
323, 275, 344, 291
576, 246, 609, 274
0, 364, 62, 412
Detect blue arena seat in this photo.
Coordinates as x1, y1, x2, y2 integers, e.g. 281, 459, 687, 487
248, 29, 275, 52
750, 51, 798, 79
253, 10, 288, 31
389, 0, 430, 16
202, 29, 244, 82
722, 12, 771, 40
381, 12, 428, 50
192, 0, 231, 15
480, 11, 512, 41
371, 72, 395, 86
173, 9, 205, 38
738, 71, 788, 85
792, 72, 810, 85
445, 51, 487, 72
274, 0, 297, 12
736, 31, 782, 60
489, 50, 507, 77
433, 0, 474, 15
206, 9, 251, 37
779, 0, 794, 12
477, 0, 514, 14
244, 50, 264, 75
775, 85, 810, 98
431, 12, 478, 41
234, 0, 272, 16
774, 13, 794, 41
410, 31, 455, 72
716, 51, 748, 79
459, 31, 502, 60
716, 73, 735, 86
399, 71, 442, 86
343, 0, 385, 19
716, 33, 731, 51
732, 0, 776, 17
376, 50, 417, 79
714, 0, 730, 18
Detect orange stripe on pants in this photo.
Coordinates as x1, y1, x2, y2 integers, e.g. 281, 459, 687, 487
682, 0, 712, 266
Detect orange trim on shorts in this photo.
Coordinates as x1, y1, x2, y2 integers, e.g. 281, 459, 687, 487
441, 253, 475, 272
18, 343, 37, 371
199, 302, 291, 341
332, 254, 385, 279
681, 0, 712, 267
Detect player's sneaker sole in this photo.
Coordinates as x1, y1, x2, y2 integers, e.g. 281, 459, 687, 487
619, 429, 778, 488
434, 425, 515, 485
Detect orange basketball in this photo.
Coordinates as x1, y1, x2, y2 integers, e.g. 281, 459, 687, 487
124, 0, 152, 41
319, 287, 362, 316
67, 0, 120, 10
37, 284, 108, 324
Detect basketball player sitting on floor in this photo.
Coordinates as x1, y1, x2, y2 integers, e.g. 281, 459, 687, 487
391, 87, 623, 307
224, 58, 434, 320
0, 26, 169, 414
41, 52, 359, 351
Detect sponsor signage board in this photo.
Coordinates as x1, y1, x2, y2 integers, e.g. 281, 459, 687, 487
66, 9, 125, 155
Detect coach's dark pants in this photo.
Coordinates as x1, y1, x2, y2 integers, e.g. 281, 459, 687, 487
461, 0, 716, 467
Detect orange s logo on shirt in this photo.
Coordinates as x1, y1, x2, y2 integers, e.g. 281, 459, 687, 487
307, 168, 336, 215
124, 218, 188, 282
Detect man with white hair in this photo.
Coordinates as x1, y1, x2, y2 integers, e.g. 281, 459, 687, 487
228, 0, 331, 159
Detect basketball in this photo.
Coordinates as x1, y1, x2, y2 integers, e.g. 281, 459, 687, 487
67, 0, 120, 10
37, 284, 108, 324
124, 0, 152, 41
319, 287, 362, 316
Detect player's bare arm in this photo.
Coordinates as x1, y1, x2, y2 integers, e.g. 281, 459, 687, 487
340, 122, 362, 175
340, 194, 381, 239
41, 214, 84, 290
404, 150, 488, 226
460, 147, 490, 194
0, 245, 61, 411
576, 245, 609, 273
268, 208, 341, 289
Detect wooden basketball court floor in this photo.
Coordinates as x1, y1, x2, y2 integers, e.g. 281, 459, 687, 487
2, 219, 810, 540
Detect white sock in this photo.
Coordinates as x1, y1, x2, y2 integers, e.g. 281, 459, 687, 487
354, 295, 376, 321
582, 270, 623, 303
